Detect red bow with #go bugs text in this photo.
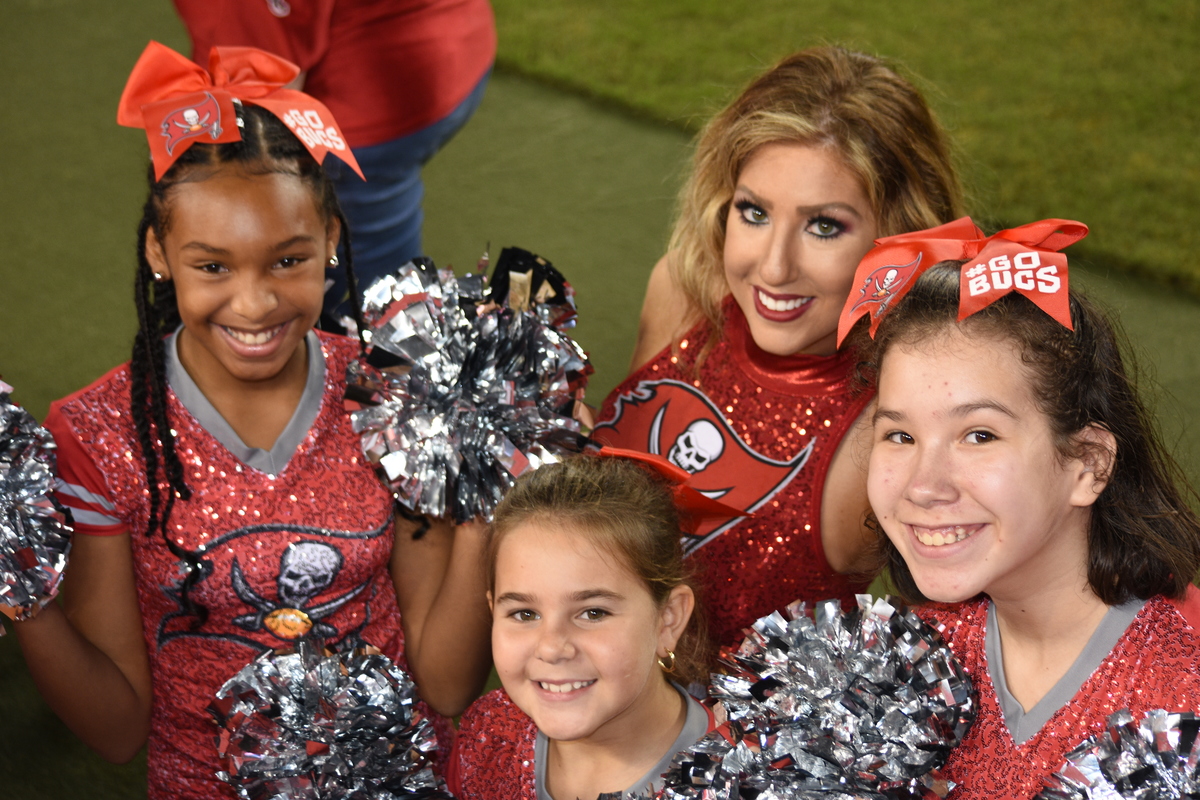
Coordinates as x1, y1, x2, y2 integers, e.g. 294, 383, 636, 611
836, 216, 1088, 345
117, 41, 363, 181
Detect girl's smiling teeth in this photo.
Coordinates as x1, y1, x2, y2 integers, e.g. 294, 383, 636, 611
537, 680, 596, 693
913, 525, 977, 547
756, 288, 811, 312
221, 323, 285, 346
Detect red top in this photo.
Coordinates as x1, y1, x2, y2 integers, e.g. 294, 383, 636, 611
172, 0, 497, 148
448, 688, 717, 799
594, 300, 874, 650
920, 589, 1200, 800
46, 333, 407, 800
448, 690, 539, 799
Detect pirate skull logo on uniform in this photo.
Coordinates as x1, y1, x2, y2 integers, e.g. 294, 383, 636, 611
231, 540, 370, 640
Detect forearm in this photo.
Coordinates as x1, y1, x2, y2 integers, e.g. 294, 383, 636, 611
398, 522, 492, 717
14, 602, 152, 762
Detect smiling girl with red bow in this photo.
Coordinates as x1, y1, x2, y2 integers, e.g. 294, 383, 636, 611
12, 42, 492, 799
845, 219, 1200, 799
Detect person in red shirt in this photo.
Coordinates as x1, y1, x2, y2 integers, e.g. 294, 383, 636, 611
14, 44, 492, 799
172, 0, 497, 325
593, 46, 963, 651
450, 455, 717, 800
853, 224, 1200, 800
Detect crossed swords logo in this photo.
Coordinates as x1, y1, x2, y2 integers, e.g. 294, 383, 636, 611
230, 540, 370, 640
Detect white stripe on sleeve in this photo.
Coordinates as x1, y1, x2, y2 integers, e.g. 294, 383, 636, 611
57, 480, 117, 511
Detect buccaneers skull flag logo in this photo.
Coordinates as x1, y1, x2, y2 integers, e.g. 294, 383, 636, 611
845, 253, 923, 322
593, 380, 812, 554
160, 92, 223, 155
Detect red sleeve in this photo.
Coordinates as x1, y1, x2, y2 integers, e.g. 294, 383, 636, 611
171, 0, 337, 71
444, 740, 464, 796
1169, 585, 1200, 632
451, 689, 538, 799
174, 0, 496, 147
44, 403, 126, 536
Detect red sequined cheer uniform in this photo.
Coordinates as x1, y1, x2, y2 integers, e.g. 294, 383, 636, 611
47, 332, 400, 800
594, 300, 873, 649
922, 591, 1200, 800
448, 688, 715, 799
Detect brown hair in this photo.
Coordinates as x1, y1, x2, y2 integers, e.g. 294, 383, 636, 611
860, 262, 1200, 605
488, 456, 709, 686
671, 45, 963, 337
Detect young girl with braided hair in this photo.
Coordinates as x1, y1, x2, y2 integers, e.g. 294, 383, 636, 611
840, 218, 1200, 799
449, 452, 722, 800
15, 42, 491, 799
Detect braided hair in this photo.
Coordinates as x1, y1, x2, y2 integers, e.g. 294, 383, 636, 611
131, 102, 368, 625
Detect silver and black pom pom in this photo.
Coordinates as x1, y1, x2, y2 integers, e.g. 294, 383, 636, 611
658, 596, 975, 800
1037, 708, 1200, 800
210, 636, 450, 799
345, 248, 592, 523
0, 382, 73, 629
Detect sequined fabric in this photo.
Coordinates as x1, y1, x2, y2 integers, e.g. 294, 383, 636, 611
450, 689, 538, 800
595, 299, 874, 650
921, 594, 1200, 800
49, 333, 404, 800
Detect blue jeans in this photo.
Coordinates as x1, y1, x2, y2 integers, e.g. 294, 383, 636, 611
323, 68, 491, 321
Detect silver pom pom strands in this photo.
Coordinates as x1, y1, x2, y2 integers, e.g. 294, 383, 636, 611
210, 636, 451, 800
658, 596, 976, 800
345, 248, 592, 523
1037, 708, 1200, 800
0, 381, 73, 630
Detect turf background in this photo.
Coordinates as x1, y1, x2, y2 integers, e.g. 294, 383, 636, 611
490, 0, 1200, 294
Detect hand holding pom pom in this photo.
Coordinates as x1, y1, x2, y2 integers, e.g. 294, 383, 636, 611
210, 635, 451, 799
0, 381, 73, 629
346, 248, 593, 523
656, 595, 976, 800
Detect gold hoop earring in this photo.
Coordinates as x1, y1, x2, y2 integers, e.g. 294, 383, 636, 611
657, 650, 676, 673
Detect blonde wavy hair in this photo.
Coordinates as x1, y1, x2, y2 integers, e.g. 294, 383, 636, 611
671, 46, 963, 333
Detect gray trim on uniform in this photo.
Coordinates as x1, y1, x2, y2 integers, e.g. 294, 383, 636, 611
165, 329, 325, 475
986, 597, 1145, 745
534, 683, 710, 799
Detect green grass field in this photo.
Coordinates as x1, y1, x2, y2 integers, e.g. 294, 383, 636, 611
1, 1, 1198, 797
491, 0, 1200, 294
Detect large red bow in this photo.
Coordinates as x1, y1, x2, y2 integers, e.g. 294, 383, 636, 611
597, 446, 746, 535
117, 41, 362, 181
836, 217, 1088, 345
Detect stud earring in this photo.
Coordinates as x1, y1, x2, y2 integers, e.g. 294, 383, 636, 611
657, 650, 676, 673
328, 255, 340, 268
153, 272, 164, 282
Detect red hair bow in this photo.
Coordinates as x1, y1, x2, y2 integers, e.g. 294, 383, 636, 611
117, 41, 362, 181
836, 216, 1089, 345
597, 446, 746, 535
